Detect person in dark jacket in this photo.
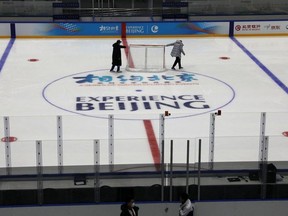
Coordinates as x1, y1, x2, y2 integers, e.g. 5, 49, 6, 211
166, 40, 185, 70
120, 196, 139, 216
110, 40, 126, 73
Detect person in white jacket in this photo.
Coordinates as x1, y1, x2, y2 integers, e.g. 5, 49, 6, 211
166, 40, 185, 70
179, 193, 194, 216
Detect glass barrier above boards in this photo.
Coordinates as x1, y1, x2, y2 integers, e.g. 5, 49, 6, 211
0, 0, 287, 17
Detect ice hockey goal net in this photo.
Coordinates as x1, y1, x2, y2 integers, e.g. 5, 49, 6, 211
126, 44, 166, 72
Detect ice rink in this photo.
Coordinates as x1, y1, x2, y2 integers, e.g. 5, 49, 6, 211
0, 36, 287, 169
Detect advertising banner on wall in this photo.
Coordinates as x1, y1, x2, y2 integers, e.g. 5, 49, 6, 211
11, 21, 288, 37
15, 22, 229, 37
234, 21, 288, 35
15, 23, 121, 37
0, 23, 10, 37
126, 22, 229, 36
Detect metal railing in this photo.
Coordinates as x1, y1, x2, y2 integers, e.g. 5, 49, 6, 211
0, 112, 288, 204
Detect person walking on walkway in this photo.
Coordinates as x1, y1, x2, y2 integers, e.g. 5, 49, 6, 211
179, 193, 194, 216
120, 196, 139, 216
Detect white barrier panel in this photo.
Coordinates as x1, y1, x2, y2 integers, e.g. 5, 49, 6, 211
0, 23, 10, 37
234, 20, 288, 36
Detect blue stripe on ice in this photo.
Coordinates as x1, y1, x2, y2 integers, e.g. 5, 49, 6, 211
0, 38, 15, 74
231, 37, 288, 94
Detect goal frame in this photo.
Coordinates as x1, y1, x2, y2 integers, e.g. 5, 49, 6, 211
126, 44, 167, 72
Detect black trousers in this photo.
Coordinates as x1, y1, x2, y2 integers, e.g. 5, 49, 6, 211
172, 57, 182, 69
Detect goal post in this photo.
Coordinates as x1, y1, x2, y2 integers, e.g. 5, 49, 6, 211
126, 44, 167, 72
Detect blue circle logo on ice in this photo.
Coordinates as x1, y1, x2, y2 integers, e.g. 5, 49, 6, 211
42, 69, 235, 119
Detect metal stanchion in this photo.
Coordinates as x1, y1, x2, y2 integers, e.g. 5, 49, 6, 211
161, 140, 165, 202
36, 140, 43, 205
94, 139, 100, 202
209, 113, 215, 170
169, 140, 173, 202
160, 114, 165, 202
57, 116, 63, 174
197, 139, 202, 201
260, 136, 269, 199
185, 140, 190, 194
258, 112, 267, 199
4, 116, 11, 175
108, 114, 114, 172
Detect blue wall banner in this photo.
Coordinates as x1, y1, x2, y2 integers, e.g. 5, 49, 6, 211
4, 21, 288, 37
126, 22, 230, 36
13, 22, 230, 37
15, 23, 121, 37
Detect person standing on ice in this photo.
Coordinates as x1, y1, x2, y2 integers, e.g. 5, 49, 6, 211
166, 40, 185, 70
110, 40, 126, 73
